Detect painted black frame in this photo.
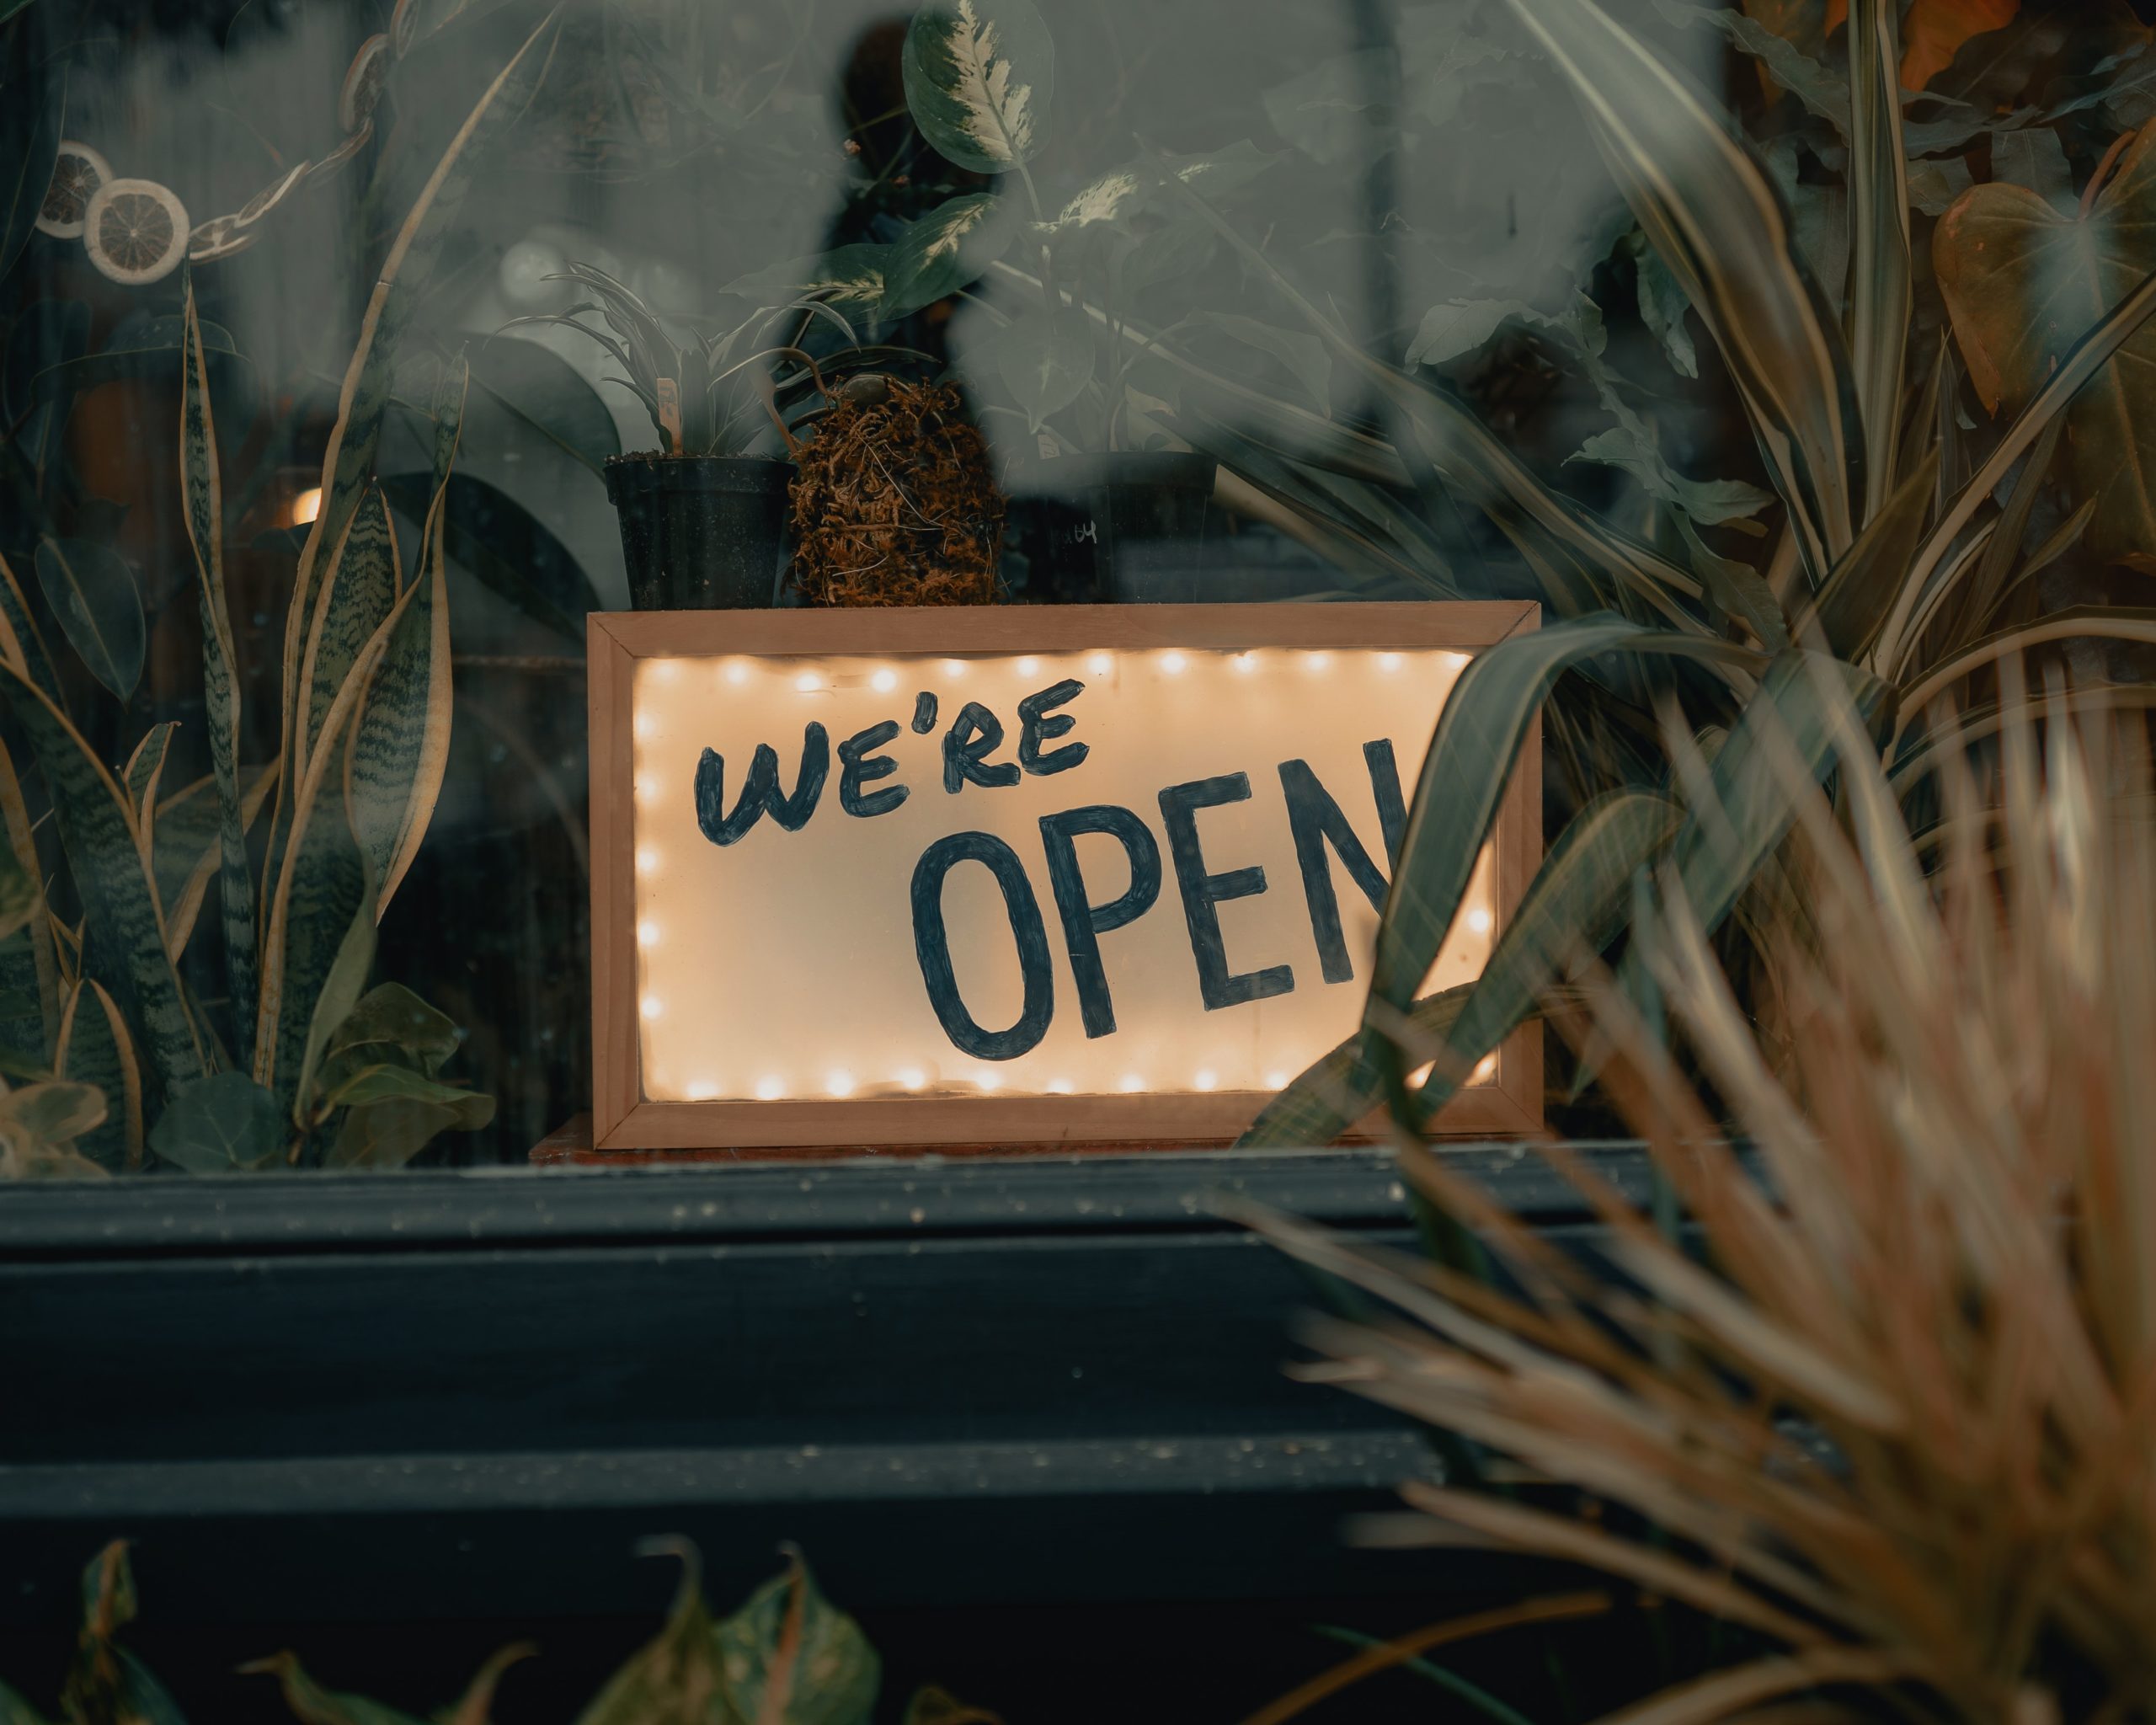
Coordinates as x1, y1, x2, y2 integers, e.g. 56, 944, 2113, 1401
0, 1146, 1650, 1629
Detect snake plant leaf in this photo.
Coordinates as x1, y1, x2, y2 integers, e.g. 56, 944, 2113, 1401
33, 537, 143, 702
878, 193, 1012, 321
0, 660, 202, 1099
292, 878, 377, 1132
1935, 126, 2156, 566
468, 336, 618, 478
1369, 614, 1761, 1049
298, 481, 402, 766
181, 280, 259, 1062
0, 63, 60, 286
56, 978, 141, 1172
571, 1541, 722, 1725
150, 1070, 286, 1173
723, 244, 891, 312
274, 8, 561, 911
901, 0, 1053, 174
349, 360, 463, 921
713, 1551, 880, 1725
122, 721, 175, 846
994, 308, 1092, 433
1240, 788, 1682, 1147
0, 812, 35, 946
1846, 0, 1911, 522
152, 764, 275, 964
1497, 0, 1864, 585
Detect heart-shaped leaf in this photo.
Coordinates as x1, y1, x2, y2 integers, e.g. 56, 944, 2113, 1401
1935, 127, 2156, 566
902, 0, 1053, 175
149, 1070, 286, 1172
33, 537, 143, 702
993, 309, 1092, 433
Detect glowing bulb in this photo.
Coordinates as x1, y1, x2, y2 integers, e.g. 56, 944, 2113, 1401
1472, 1055, 1497, 1083
872, 667, 898, 693
637, 920, 660, 948
1408, 1060, 1434, 1087
899, 1068, 926, 1092
794, 671, 823, 693
1016, 655, 1040, 677
1046, 1078, 1073, 1095
755, 1075, 783, 1101
726, 661, 749, 686
942, 658, 968, 679
636, 847, 660, 874
652, 660, 680, 684
637, 775, 665, 805
1378, 652, 1402, 672
633, 711, 656, 740
1466, 906, 1494, 936
639, 996, 664, 1020
978, 1072, 1002, 1092
1232, 652, 1257, 674
1086, 652, 1113, 676
1305, 651, 1331, 673
1119, 1073, 1145, 1093
290, 486, 321, 526
1161, 651, 1187, 675
686, 1077, 720, 1101
1264, 1070, 1289, 1090
1193, 1069, 1218, 1092
826, 1071, 854, 1097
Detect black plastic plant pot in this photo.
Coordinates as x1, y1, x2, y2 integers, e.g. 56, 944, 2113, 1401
603, 453, 792, 610
1002, 451, 1218, 603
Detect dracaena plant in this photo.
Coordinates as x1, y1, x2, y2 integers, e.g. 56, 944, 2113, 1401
514, 262, 878, 458
0, 14, 572, 1178
1154, 0, 2156, 1144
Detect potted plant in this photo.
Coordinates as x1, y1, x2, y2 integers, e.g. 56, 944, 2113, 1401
514, 263, 852, 610
879, 0, 1289, 601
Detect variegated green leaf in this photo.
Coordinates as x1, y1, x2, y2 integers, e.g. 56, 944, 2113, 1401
56, 979, 141, 1172
1369, 615, 1761, 1053
152, 765, 276, 964
348, 360, 463, 920
879, 193, 1011, 321
0, 660, 203, 1100
298, 481, 402, 765
183, 278, 259, 1065
0, 735, 56, 1068
901, 0, 1053, 174
1494, 0, 1863, 586
271, 9, 563, 919
724, 244, 892, 312
1240, 788, 1682, 1147
33, 537, 143, 702
293, 879, 377, 1131
122, 722, 175, 845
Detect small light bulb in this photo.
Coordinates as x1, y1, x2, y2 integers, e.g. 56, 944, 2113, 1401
1265, 1070, 1289, 1090
640, 996, 664, 1020
636, 848, 660, 874
1305, 651, 1331, 673
1161, 651, 1187, 675
726, 661, 749, 686
637, 920, 660, 948
1378, 652, 1402, 672
1193, 1069, 1217, 1092
290, 486, 322, 527
652, 660, 680, 684
1472, 1055, 1497, 1083
637, 775, 665, 805
942, 658, 967, 679
826, 1071, 854, 1097
899, 1068, 926, 1092
633, 711, 656, 740
1046, 1078, 1073, 1095
978, 1072, 1002, 1093
1016, 655, 1041, 677
686, 1077, 720, 1101
794, 671, 822, 693
1466, 906, 1494, 936
1232, 652, 1257, 674
872, 667, 898, 693
1408, 1060, 1434, 1087
1086, 652, 1113, 676
755, 1076, 783, 1101
1119, 1073, 1145, 1093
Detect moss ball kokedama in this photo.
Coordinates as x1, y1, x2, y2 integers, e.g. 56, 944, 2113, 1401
788, 379, 1005, 606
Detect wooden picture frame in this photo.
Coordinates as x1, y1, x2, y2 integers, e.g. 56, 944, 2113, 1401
589, 601, 1541, 1153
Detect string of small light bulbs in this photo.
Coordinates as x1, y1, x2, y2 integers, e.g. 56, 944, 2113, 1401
32, 0, 422, 287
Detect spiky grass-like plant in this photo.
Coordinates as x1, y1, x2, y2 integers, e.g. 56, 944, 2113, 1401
1258, 679, 2156, 1724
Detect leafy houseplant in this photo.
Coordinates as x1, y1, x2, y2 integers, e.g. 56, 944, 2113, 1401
520, 262, 848, 610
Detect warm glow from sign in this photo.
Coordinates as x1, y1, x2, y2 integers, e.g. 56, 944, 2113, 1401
627, 645, 1498, 1107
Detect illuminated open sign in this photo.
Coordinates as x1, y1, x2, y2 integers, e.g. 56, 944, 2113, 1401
589, 603, 1541, 1151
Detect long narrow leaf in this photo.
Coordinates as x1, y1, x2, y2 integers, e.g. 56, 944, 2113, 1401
1492, 0, 1863, 585
1846, 0, 1911, 521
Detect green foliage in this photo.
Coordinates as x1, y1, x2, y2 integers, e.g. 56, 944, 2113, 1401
901, 0, 1054, 175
